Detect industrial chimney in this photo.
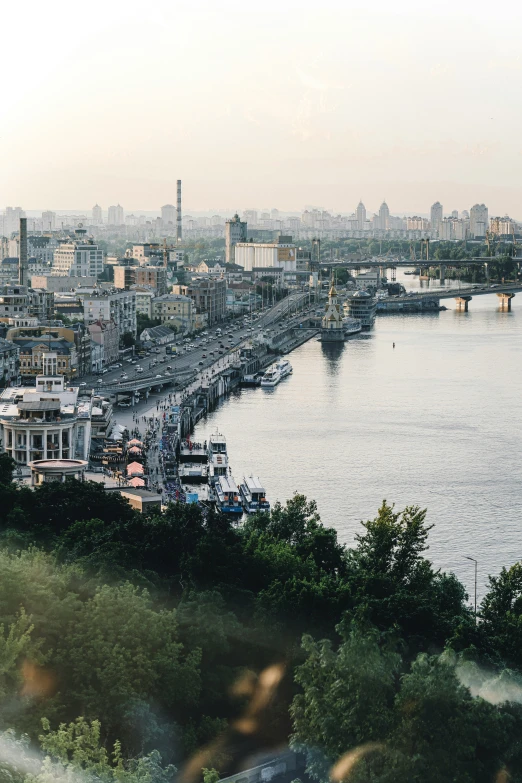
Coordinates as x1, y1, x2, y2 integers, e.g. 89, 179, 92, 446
19, 218, 28, 287
176, 180, 182, 242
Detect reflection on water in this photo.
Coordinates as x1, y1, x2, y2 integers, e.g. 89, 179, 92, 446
193, 275, 522, 600
320, 341, 345, 374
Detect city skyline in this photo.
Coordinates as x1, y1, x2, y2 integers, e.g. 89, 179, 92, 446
3, 0, 522, 213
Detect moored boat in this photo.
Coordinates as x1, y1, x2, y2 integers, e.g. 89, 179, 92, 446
240, 475, 270, 514
215, 475, 243, 514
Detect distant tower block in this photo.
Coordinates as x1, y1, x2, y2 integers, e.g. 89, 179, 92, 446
177, 180, 182, 242
19, 217, 28, 286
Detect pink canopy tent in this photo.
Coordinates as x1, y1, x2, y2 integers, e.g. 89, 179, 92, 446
128, 476, 145, 487
128, 439, 143, 446
128, 446, 142, 454
127, 461, 144, 476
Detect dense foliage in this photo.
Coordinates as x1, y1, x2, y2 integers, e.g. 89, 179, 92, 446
0, 454, 522, 781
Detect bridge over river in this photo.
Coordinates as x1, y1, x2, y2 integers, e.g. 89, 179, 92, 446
378, 283, 522, 312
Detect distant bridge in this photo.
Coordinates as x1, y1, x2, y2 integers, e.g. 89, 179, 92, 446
320, 257, 519, 270
378, 283, 522, 312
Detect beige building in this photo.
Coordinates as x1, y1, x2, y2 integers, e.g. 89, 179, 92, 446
88, 320, 119, 366
151, 294, 194, 332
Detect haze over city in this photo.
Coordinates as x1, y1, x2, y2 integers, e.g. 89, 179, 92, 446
3, 0, 522, 215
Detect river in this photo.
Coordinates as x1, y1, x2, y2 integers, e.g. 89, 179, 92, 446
192, 271, 522, 599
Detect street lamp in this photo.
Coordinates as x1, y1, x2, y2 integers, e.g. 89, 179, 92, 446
464, 555, 478, 622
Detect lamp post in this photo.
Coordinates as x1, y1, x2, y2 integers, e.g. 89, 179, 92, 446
464, 555, 478, 623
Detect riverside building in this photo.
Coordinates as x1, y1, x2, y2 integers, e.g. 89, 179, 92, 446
0, 359, 92, 465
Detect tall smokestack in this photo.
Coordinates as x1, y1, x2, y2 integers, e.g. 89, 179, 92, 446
176, 179, 182, 242
19, 218, 28, 287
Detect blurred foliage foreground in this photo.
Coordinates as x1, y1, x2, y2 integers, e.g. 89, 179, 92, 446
0, 453, 522, 782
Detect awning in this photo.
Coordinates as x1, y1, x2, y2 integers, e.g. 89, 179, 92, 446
127, 461, 144, 475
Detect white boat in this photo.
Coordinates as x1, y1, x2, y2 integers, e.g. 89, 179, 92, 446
277, 358, 293, 378
240, 476, 270, 514
260, 365, 280, 387
260, 359, 293, 388
207, 431, 229, 482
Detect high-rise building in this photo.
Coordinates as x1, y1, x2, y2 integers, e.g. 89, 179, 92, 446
356, 201, 366, 230
41, 211, 56, 231
451, 210, 459, 219
469, 204, 488, 238
378, 201, 390, 231
92, 205, 103, 225
161, 204, 176, 225
2, 207, 25, 237
107, 205, 124, 226
225, 214, 247, 263
52, 239, 105, 278
430, 202, 443, 234
243, 210, 258, 226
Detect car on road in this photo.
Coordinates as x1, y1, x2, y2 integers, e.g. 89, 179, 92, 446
155, 374, 163, 379
166, 365, 173, 371
218, 350, 223, 354
118, 402, 131, 407
198, 361, 204, 366
121, 374, 128, 380
136, 368, 144, 373
79, 382, 87, 386
97, 378, 103, 384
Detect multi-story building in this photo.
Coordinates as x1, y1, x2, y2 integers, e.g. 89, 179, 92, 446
151, 294, 194, 332
113, 265, 137, 290
356, 201, 366, 229
52, 239, 104, 278
225, 214, 248, 263
430, 202, 443, 234
92, 204, 103, 225
440, 218, 453, 240
41, 211, 56, 231
243, 210, 258, 226
161, 204, 176, 225
90, 339, 104, 373
406, 216, 430, 231
0, 258, 19, 284
0, 339, 19, 387
81, 289, 136, 337
377, 201, 390, 231
490, 216, 515, 237
0, 285, 54, 322
1, 207, 25, 237
174, 278, 226, 325
107, 205, 124, 226
235, 236, 296, 276
14, 335, 77, 380
88, 320, 119, 366
470, 204, 488, 238
0, 366, 92, 464
134, 266, 168, 295
131, 287, 155, 319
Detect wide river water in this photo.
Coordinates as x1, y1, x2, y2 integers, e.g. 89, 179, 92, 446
192, 272, 522, 600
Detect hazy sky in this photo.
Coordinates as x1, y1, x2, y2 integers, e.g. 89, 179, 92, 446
3, 0, 522, 216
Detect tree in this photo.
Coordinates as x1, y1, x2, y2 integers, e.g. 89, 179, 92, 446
291, 626, 400, 782
33, 717, 177, 783
345, 502, 472, 651
0, 454, 15, 486
53, 583, 201, 754
120, 332, 135, 349
479, 563, 522, 668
